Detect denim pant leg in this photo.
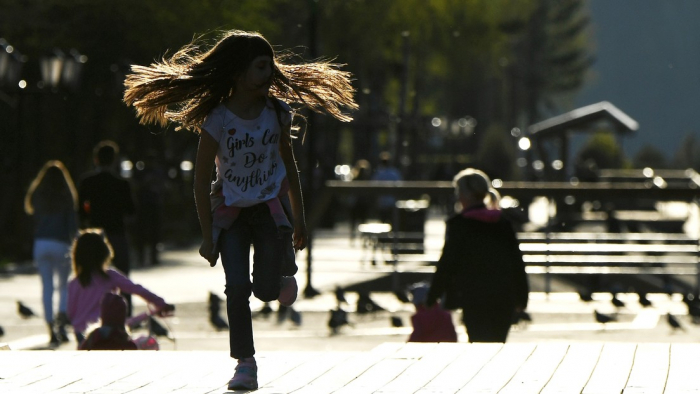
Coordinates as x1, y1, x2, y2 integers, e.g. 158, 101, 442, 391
249, 207, 289, 303
56, 252, 71, 314
34, 239, 70, 324
219, 212, 255, 359
35, 240, 55, 324
219, 204, 290, 359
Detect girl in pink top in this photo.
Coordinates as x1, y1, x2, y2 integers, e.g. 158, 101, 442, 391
67, 230, 173, 346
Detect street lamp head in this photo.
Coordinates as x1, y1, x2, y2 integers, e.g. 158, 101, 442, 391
41, 48, 65, 89
62, 49, 87, 90
40, 48, 86, 90
0, 38, 24, 87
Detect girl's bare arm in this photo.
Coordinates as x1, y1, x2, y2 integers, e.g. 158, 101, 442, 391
194, 132, 219, 265
280, 122, 307, 251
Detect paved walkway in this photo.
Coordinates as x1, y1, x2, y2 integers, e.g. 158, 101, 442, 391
3, 342, 700, 393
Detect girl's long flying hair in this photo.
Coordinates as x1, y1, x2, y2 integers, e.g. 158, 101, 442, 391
123, 30, 358, 133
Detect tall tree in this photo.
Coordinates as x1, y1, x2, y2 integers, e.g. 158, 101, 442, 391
507, 0, 594, 127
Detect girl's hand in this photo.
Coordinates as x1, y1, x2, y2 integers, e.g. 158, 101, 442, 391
199, 239, 218, 267
293, 223, 308, 251
156, 304, 176, 317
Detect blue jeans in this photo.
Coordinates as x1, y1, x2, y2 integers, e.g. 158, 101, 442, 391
34, 238, 72, 324
218, 203, 296, 359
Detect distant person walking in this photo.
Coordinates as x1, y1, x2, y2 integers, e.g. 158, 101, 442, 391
348, 159, 372, 241
426, 168, 529, 343
78, 140, 136, 313
123, 30, 357, 390
132, 152, 165, 266
24, 160, 78, 346
371, 151, 402, 223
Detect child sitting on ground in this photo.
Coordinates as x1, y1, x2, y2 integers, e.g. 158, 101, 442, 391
67, 229, 174, 347
408, 283, 458, 343
80, 293, 137, 350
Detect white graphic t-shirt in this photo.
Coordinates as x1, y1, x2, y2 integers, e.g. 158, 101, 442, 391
203, 98, 291, 207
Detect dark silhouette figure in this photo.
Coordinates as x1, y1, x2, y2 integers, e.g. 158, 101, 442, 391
371, 152, 402, 224
132, 152, 165, 266
348, 159, 372, 241
17, 301, 36, 318
78, 141, 136, 314
427, 168, 529, 343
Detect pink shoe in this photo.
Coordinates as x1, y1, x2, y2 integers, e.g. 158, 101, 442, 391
228, 357, 258, 390
278, 276, 298, 307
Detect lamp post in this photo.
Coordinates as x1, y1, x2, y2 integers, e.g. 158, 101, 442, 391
303, 0, 321, 298
0, 38, 27, 263
40, 48, 87, 91
0, 39, 25, 105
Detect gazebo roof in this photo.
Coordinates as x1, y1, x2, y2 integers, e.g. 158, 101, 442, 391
528, 101, 639, 139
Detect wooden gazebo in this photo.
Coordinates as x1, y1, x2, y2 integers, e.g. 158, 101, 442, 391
527, 101, 639, 180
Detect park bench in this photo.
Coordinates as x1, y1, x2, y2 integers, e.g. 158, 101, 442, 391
356, 229, 700, 295
517, 232, 700, 294
358, 223, 426, 265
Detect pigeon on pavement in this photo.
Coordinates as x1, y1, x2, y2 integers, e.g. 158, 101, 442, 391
667, 313, 685, 332
611, 294, 625, 308
17, 301, 35, 318
594, 310, 616, 324
328, 308, 350, 334
638, 293, 652, 307
356, 291, 385, 314
208, 292, 229, 330
335, 286, 347, 305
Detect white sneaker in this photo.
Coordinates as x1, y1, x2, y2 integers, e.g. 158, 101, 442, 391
228, 357, 258, 390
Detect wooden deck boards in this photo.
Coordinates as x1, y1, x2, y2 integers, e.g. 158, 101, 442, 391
0, 342, 696, 393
